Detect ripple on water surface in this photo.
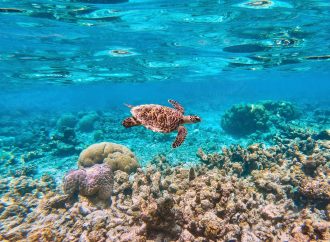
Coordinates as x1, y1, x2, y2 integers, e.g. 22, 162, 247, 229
0, 0, 329, 86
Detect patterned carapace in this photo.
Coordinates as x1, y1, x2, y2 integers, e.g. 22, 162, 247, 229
122, 99, 201, 148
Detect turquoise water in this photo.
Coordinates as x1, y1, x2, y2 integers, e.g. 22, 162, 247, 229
1, 0, 330, 87
1, 0, 329, 175
0, 0, 330, 241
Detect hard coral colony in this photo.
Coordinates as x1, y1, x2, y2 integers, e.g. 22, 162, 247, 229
0, 101, 329, 242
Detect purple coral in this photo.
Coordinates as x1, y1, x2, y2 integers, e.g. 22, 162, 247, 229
63, 164, 114, 200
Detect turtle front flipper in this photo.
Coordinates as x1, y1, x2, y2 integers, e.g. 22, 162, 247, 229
122, 117, 140, 128
168, 99, 184, 114
172, 126, 187, 148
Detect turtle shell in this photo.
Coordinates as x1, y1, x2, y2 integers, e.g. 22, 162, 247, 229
131, 104, 183, 133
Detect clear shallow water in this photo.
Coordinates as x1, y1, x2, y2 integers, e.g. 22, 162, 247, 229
0, 1, 330, 241
0, 0, 330, 87
0, 0, 329, 173
0, 0, 330, 177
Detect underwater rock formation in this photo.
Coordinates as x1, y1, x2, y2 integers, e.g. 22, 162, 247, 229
63, 164, 114, 202
78, 142, 139, 174
221, 100, 300, 136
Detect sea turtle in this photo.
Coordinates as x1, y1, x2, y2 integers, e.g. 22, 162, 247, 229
122, 99, 201, 148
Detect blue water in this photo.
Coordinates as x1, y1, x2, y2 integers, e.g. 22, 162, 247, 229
1, 0, 330, 177
1, 0, 330, 87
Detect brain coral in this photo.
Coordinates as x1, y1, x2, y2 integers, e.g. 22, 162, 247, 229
63, 164, 113, 201
78, 142, 139, 174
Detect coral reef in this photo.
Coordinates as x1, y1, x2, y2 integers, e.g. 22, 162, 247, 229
77, 112, 99, 132
63, 164, 114, 205
262, 100, 300, 121
299, 177, 330, 202
197, 134, 330, 210
0, 133, 329, 241
221, 100, 300, 136
221, 103, 269, 136
78, 142, 139, 174
56, 113, 77, 132
0, 103, 328, 241
0, 175, 56, 240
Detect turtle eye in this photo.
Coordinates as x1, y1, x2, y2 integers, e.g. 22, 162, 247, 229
191, 116, 201, 122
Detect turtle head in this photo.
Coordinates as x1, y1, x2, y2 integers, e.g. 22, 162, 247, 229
183, 115, 201, 124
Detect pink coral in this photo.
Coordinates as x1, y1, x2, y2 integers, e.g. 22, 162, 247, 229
63, 164, 114, 201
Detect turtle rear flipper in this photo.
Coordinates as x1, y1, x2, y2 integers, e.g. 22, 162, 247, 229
172, 126, 187, 148
168, 99, 184, 114
122, 117, 140, 128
